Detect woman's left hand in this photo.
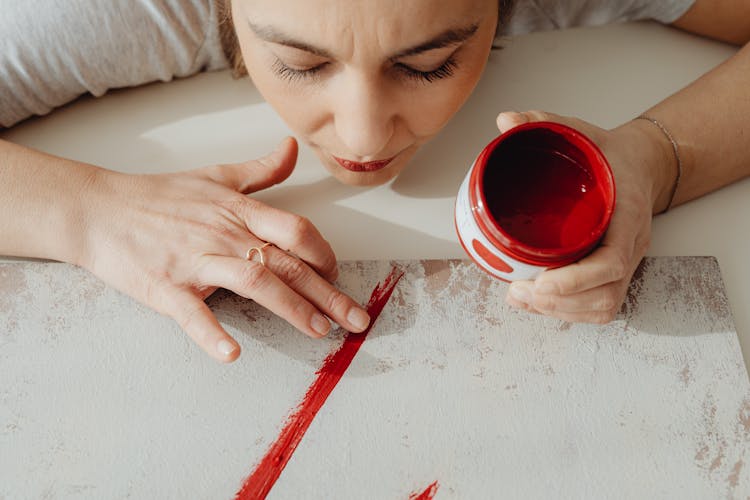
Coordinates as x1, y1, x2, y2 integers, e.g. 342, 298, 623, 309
495, 110, 674, 323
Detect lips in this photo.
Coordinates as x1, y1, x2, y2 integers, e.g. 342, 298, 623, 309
332, 155, 395, 172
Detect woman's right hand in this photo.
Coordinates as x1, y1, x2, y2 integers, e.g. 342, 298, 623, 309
75, 137, 370, 362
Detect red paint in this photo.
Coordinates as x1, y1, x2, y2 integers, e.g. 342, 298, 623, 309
409, 481, 439, 500
470, 122, 615, 265
471, 239, 513, 273
235, 267, 404, 500
333, 155, 395, 172
484, 145, 606, 249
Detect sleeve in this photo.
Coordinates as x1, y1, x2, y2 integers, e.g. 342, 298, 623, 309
0, 0, 228, 128
501, 0, 697, 36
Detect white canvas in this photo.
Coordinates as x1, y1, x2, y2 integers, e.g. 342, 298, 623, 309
1, 257, 748, 499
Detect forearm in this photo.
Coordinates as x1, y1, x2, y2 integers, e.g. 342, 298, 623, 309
617, 42, 750, 213
0, 139, 99, 264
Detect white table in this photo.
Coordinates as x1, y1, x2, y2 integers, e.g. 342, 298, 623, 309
4, 20, 747, 368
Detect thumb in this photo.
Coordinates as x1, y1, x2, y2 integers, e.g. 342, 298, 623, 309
496, 110, 579, 134
201, 136, 299, 194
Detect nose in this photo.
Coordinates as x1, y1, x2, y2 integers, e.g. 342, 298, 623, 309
332, 72, 395, 159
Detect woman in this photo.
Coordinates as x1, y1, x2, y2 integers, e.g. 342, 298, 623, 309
1, 0, 748, 362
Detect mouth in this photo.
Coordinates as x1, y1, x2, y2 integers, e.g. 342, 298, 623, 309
332, 155, 395, 172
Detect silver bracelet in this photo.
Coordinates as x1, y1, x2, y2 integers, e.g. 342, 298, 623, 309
635, 114, 682, 213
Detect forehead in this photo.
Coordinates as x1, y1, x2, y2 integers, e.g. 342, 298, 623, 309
240, 0, 496, 54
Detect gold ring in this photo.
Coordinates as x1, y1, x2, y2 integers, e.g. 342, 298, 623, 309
245, 242, 273, 266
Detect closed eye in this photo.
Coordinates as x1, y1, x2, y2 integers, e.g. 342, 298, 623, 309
271, 58, 329, 82
270, 56, 459, 84
394, 57, 458, 83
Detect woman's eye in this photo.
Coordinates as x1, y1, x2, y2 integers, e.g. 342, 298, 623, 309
272, 58, 328, 83
271, 56, 459, 84
395, 57, 458, 83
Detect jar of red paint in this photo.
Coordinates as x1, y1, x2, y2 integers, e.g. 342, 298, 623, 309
455, 121, 615, 282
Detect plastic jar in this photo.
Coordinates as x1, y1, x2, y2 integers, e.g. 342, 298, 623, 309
454, 121, 616, 282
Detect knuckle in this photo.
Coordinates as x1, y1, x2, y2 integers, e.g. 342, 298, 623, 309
609, 251, 630, 281
180, 306, 200, 330
322, 252, 339, 280
238, 261, 268, 291
215, 192, 247, 213
287, 215, 314, 246
275, 255, 310, 286
558, 270, 582, 295
592, 309, 617, 324
323, 289, 350, 316
533, 294, 556, 312
175, 303, 208, 342
595, 293, 618, 312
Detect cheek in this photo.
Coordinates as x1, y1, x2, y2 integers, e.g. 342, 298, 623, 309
400, 51, 493, 138
242, 60, 319, 134
419, 84, 475, 131
401, 75, 484, 139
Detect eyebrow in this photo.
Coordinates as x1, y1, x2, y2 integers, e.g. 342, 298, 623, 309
247, 21, 480, 60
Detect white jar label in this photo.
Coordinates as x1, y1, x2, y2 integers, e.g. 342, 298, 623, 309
454, 170, 546, 282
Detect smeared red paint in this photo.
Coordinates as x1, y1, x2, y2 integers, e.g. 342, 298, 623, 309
409, 481, 439, 500
235, 267, 404, 500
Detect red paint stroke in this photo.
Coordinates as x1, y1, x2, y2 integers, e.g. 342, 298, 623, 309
235, 266, 404, 500
409, 481, 439, 500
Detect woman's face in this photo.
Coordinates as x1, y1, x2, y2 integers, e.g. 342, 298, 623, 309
232, 0, 499, 186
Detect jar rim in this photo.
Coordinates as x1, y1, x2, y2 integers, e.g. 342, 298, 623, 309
469, 121, 616, 265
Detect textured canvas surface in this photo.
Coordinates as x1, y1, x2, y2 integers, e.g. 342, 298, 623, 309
1, 257, 748, 499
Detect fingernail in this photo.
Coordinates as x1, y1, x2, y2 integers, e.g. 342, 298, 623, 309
347, 307, 370, 332
535, 282, 558, 294
509, 283, 532, 304
311, 313, 330, 336
217, 339, 238, 357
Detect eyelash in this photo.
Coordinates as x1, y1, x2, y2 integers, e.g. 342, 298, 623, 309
271, 58, 327, 83
271, 57, 459, 84
395, 57, 458, 83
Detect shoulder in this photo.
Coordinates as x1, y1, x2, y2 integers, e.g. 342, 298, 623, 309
0, 0, 227, 127
670, 0, 750, 45
500, 0, 697, 35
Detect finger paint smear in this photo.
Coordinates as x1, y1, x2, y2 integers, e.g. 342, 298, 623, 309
235, 267, 404, 500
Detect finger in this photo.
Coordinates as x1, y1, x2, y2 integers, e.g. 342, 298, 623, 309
162, 287, 241, 363
530, 243, 632, 296
509, 279, 626, 315
496, 111, 530, 133
238, 200, 339, 281
506, 283, 620, 324
505, 292, 542, 315
199, 255, 348, 339
199, 136, 298, 194
496, 110, 561, 132
519, 109, 565, 123
260, 245, 370, 332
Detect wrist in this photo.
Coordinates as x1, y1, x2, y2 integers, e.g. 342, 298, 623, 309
0, 140, 103, 265
32, 160, 104, 267
613, 118, 678, 215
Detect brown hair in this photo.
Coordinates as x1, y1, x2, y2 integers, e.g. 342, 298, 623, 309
218, 0, 517, 78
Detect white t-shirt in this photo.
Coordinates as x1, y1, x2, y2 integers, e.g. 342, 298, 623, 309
0, 0, 696, 128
